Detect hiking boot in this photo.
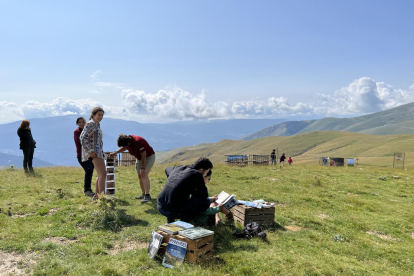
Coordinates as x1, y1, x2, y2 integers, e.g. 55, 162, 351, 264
135, 193, 145, 200
141, 194, 151, 204
84, 190, 95, 197
226, 212, 234, 221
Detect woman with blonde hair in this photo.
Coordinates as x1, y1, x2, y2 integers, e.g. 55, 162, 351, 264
17, 119, 36, 174
80, 107, 106, 200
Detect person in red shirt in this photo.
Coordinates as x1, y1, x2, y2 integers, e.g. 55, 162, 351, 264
288, 156, 293, 165
110, 134, 155, 203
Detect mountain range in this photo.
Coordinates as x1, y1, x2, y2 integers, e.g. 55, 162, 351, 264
0, 116, 286, 166
241, 102, 414, 140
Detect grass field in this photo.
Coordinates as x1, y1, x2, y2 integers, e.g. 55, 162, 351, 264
1, 163, 413, 275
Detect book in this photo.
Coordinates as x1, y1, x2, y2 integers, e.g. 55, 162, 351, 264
245, 201, 263, 208
158, 224, 185, 235
222, 196, 238, 210
178, 227, 214, 240
162, 238, 187, 268
171, 221, 194, 229
148, 231, 164, 259
216, 191, 237, 210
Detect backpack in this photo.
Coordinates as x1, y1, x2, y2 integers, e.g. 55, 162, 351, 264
232, 222, 267, 240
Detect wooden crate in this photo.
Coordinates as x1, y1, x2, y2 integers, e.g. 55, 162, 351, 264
156, 230, 214, 263
234, 205, 275, 226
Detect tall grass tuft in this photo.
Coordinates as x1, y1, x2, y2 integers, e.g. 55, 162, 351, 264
81, 196, 136, 231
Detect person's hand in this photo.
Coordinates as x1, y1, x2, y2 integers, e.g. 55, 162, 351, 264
90, 151, 97, 158
210, 195, 218, 202
109, 152, 117, 157
218, 203, 223, 207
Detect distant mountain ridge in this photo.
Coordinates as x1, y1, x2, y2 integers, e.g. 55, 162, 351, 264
241, 102, 414, 140
0, 152, 55, 168
0, 116, 287, 166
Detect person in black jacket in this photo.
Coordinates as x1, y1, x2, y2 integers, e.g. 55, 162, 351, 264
17, 120, 36, 174
157, 157, 215, 223
280, 153, 286, 165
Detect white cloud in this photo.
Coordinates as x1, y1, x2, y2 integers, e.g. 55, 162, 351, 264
0, 77, 413, 123
314, 77, 414, 115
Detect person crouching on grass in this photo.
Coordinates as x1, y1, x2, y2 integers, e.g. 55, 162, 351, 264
80, 107, 106, 200
74, 116, 95, 197
110, 134, 155, 203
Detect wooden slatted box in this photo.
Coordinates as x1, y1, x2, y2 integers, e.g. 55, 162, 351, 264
156, 231, 214, 263
234, 205, 275, 226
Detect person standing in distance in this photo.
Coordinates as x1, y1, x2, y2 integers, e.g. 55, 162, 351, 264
80, 107, 106, 200
17, 119, 36, 174
74, 117, 95, 197
270, 149, 276, 165
280, 153, 286, 165
110, 134, 155, 203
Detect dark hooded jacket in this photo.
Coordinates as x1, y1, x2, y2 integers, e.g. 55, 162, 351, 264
157, 165, 208, 212
17, 127, 36, 150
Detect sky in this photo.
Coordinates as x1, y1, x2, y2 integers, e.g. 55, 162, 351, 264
0, 0, 413, 124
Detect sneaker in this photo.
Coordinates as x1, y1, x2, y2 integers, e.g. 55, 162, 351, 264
141, 194, 151, 204
135, 193, 145, 200
84, 190, 95, 197
226, 212, 234, 221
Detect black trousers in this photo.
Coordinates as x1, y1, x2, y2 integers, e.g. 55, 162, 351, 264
22, 146, 34, 171
158, 197, 211, 223
77, 157, 94, 192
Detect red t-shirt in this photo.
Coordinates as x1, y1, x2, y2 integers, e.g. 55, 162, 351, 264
126, 135, 155, 160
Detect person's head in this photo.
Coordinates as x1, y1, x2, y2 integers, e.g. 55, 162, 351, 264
117, 134, 132, 147
204, 170, 212, 183
193, 157, 213, 177
76, 117, 86, 129
282, 153, 285, 156
19, 119, 30, 129
272, 149, 275, 152
289, 156, 291, 158
89, 107, 105, 122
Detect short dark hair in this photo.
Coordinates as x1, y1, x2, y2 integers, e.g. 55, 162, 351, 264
193, 157, 213, 171
76, 116, 86, 125
89, 106, 105, 120
206, 170, 212, 177
117, 134, 132, 147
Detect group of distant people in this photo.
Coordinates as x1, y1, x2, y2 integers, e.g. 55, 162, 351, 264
270, 150, 293, 165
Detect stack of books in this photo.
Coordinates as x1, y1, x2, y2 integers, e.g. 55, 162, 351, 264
157, 222, 214, 240
157, 221, 194, 235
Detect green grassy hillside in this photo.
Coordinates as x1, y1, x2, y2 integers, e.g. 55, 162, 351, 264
1, 165, 413, 275
241, 102, 414, 139
157, 131, 414, 167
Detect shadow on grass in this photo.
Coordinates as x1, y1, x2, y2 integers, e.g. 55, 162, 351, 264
267, 221, 287, 232
112, 198, 130, 206
143, 200, 160, 215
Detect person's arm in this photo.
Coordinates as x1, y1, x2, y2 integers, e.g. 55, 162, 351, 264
80, 123, 97, 157
110, 147, 127, 157
74, 130, 81, 146
192, 173, 209, 199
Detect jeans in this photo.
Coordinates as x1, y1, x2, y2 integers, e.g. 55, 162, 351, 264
77, 157, 94, 192
271, 159, 276, 165
158, 197, 211, 223
22, 146, 34, 172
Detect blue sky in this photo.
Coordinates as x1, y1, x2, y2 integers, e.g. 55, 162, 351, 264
0, 0, 413, 123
